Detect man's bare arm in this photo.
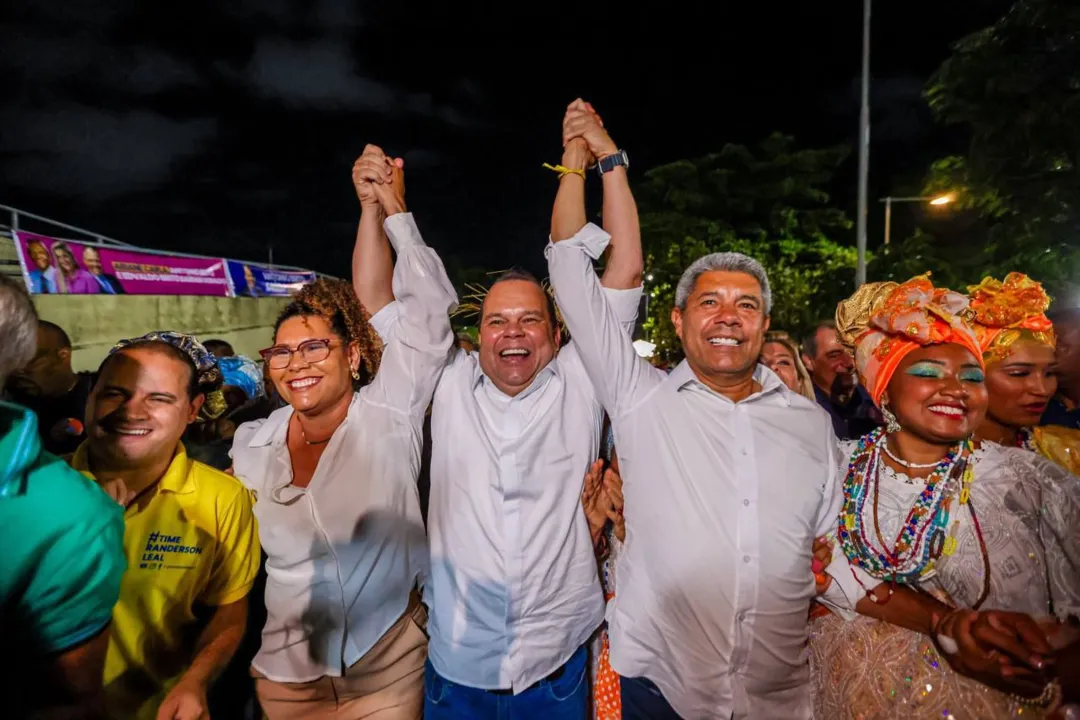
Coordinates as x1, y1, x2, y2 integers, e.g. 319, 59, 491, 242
551, 138, 590, 243
32, 626, 111, 719
154, 599, 248, 720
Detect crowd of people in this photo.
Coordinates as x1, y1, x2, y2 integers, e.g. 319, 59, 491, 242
2, 99, 1079, 720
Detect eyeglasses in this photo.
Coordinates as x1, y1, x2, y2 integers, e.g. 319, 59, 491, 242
260, 339, 336, 369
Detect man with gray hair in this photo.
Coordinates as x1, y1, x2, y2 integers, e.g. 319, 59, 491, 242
547, 231, 842, 716
0, 276, 126, 719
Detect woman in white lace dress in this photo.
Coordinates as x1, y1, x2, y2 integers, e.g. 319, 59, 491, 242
810, 275, 1080, 720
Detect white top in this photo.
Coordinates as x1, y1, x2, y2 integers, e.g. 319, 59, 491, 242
546, 231, 843, 720
371, 224, 642, 692
231, 213, 456, 683
821, 440, 1080, 621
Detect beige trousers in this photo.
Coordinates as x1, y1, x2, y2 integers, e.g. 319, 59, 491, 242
254, 602, 427, 720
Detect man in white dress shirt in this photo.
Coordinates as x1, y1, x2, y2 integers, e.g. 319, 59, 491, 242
547, 103, 843, 719
353, 110, 642, 719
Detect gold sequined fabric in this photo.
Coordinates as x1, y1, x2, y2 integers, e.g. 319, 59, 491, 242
1031, 425, 1080, 475
809, 613, 1041, 720
967, 273, 1055, 363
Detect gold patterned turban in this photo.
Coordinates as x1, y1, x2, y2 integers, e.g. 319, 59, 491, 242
966, 273, 1055, 364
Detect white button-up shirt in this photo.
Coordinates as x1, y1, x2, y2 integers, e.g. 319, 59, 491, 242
546, 226, 842, 720
231, 213, 456, 683
371, 241, 641, 692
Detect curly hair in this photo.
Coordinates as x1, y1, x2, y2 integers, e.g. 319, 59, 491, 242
274, 278, 383, 389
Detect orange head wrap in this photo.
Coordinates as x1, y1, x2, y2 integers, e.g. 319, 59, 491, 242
835, 274, 983, 407
966, 272, 1055, 363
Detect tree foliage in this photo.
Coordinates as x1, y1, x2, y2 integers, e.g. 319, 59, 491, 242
879, 0, 1080, 302
635, 133, 857, 361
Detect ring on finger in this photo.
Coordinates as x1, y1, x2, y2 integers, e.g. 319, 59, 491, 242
936, 634, 960, 655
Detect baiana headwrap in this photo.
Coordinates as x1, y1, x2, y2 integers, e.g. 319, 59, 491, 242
835, 274, 983, 407
967, 272, 1055, 363
110, 331, 226, 419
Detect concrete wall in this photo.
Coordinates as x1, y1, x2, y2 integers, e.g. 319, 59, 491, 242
33, 294, 290, 371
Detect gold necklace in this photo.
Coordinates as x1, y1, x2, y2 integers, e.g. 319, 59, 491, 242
298, 420, 331, 446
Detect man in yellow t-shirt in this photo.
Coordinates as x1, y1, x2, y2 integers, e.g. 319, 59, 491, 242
71, 332, 260, 720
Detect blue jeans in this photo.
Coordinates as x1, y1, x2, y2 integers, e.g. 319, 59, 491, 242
423, 645, 588, 720
621, 676, 680, 720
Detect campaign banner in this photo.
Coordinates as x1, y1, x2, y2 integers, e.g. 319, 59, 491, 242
228, 261, 315, 297
14, 231, 231, 296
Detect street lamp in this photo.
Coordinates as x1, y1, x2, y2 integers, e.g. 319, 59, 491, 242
880, 194, 954, 246
855, 0, 872, 287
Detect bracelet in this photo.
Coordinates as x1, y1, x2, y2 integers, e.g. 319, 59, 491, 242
542, 162, 585, 180
1010, 679, 1061, 708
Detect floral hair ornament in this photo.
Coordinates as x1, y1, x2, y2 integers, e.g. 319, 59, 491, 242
835, 273, 983, 407
110, 331, 227, 419
966, 273, 1055, 364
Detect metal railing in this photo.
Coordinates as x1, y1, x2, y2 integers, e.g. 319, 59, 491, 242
1, 203, 320, 275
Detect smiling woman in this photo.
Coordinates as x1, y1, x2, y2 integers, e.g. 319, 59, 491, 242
229, 167, 458, 719
810, 275, 1080, 719
966, 273, 1080, 473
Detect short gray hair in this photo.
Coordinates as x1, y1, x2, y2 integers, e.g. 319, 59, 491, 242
0, 277, 38, 385
674, 252, 772, 314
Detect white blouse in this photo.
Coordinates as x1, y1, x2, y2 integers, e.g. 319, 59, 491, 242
823, 440, 1080, 620
231, 213, 456, 682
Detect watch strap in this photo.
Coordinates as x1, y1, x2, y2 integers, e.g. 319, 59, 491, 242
597, 150, 629, 175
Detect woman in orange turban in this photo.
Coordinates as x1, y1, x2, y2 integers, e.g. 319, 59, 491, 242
966, 272, 1080, 473
809, 274, 1080, 719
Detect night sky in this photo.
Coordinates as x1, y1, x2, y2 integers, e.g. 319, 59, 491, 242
0, 0, 1013, 283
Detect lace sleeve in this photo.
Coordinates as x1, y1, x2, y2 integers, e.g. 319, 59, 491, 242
1011, 448, 1080, 620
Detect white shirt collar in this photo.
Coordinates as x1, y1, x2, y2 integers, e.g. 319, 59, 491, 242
472, 354, 561, 402
667, 360, 790, 406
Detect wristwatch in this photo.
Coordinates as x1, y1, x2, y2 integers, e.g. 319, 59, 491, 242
596, 150, 629, 176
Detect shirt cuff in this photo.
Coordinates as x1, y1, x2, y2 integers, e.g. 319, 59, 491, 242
384, 212, 425, 252
369, 301, 401, 343
603, 285, 644, 324
544, 222, 611, 260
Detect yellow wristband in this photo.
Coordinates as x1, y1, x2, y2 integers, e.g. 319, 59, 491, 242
542, 163, 585, 180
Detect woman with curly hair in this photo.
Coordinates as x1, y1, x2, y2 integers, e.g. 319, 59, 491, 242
230, 151, 457, 719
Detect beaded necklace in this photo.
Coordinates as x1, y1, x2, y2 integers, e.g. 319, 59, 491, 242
837, 429, 975, 593
1016, 427, 1036, 452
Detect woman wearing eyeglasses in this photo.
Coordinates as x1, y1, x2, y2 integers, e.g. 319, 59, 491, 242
230, 153, 457, 719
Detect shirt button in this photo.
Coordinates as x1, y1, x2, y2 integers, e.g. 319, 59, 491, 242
741, 446, 748, 456
742, 499, 750, 507
743, 555, 751, 563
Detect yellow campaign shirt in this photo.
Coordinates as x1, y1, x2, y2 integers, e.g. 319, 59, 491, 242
70, 443, 260, 720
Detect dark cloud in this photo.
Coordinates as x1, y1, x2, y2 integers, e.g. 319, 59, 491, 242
1, 105, 216, 198
0, 0, 1012, 278
0, 0, 485, 213
248, 38, 396, 110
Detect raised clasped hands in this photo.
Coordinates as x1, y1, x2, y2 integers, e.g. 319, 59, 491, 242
933, 608, 1055, 697
352, 144, 406, 216
561, 98, 618, 170
581, 458, 626, 547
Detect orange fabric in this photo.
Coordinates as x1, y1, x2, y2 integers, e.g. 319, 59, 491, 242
593, 588, 621, 720
839, 275, 983, 406
594, 631, 621, 720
